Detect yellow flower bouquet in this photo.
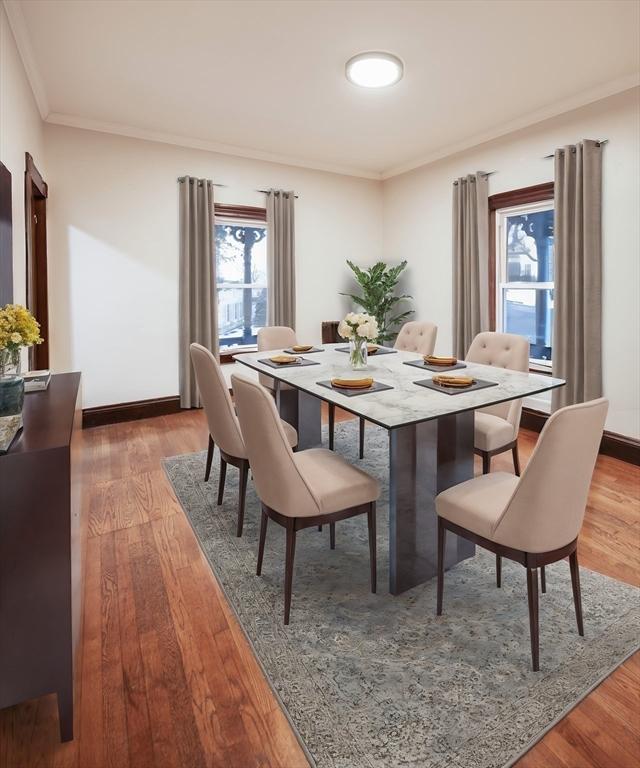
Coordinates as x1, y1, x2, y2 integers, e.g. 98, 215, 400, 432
0, 304, 43, 376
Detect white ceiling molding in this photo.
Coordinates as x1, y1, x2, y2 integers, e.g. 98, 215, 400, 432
381, 72, 640, 179
2, 0, 49, 119
44, 112, 383, 181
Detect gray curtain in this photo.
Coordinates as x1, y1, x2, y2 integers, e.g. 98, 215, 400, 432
452, 173, 489, 358
179, 177, 217, 408
552, 140, 603, 411
266, 189, 296, 328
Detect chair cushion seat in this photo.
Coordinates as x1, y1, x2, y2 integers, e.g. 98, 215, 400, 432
436, 472, 519, 540
474, 412, 516, 452
281, 420, 298, 449
293, 448, 380, 516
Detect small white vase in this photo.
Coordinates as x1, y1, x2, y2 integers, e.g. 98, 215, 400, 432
349, 337, 368, 370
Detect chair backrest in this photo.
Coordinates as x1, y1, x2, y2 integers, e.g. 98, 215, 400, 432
232, 374, 316, 516
190, 343, 246, 459
257, 326, 297, 390
394, 321, 438, 356
466, 331, 529, 426
492, 398, 608, 553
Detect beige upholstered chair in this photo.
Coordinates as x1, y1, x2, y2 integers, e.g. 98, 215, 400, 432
257, 325, 297, 393
232, 373, 380, 624
328, 320, 438, 458
190, 343, 297, 536
466, 332, 529, 475
435, 397, 608, 671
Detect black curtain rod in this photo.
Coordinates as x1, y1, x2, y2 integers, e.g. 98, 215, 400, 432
543, 139, 608, 159
177, 177, 299, 198
452, 171, 496, 185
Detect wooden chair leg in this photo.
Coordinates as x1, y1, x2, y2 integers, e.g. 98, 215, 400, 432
482, 452, 490, 474
256, 509, 268, 575
284, 520, 297, 625
204, 435, 214, 481
367, 502, 377, 593
328, 403, 335, 451
329, 522, 336, 550
540, 565, 546, 593
569, 551, 584, 636
496, 554, 502, 588
526, 567, 540, 672
512, 443, 521, 476
317, 525, 322, 531
236, 460, 249, 537
436, 518, 445, 615
359, 417, 365, 459
217, 457, 227, 505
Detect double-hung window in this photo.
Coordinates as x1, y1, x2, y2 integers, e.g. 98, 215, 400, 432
491, 187, 554, 371
214, 205, 268, 354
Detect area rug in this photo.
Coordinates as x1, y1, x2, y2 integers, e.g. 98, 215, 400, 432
163, 421, 639, 768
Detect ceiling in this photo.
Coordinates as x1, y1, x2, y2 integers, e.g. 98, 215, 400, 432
7, 0, 640, 179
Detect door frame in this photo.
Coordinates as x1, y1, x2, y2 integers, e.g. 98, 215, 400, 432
25, 152, 49, 370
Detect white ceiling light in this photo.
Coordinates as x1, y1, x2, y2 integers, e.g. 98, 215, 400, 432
345, 52, 404, 88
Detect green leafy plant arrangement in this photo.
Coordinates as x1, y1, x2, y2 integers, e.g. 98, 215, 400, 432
340, 260, 414, 344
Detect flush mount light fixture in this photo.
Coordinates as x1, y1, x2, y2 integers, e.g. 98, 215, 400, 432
345, 51, 404, 88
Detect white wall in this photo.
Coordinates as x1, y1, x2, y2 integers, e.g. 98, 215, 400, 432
44, 124, 383, 408
0, 4, 46, 307
383, 88, 640, 438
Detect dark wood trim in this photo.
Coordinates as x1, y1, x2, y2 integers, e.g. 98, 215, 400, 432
521, 407, 640, 466
82, 395, 181, 428
214, 203, 266, 222
488, 182, 554, 331
0, 162, 12, 306
220, 348, 257, 364
25, 153, 49, 370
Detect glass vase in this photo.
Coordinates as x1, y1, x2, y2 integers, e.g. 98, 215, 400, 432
0, 348, 25, 418
349, 337, 368, 370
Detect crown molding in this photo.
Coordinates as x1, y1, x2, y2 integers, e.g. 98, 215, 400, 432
44, 112, 383, 181
2, 0, 49, 119
381, 72, 640, 180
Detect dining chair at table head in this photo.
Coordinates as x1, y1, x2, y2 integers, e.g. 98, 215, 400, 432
466, 331, 530, 475
435, 397, 608, 671
257, 325, 297, 392
232, 373, 380, 624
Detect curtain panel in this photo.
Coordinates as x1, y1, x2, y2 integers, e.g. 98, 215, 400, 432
266, 189, 296, 328
452, 173, 489, 359
178, 177, 217, 409
552, 140, 603, 410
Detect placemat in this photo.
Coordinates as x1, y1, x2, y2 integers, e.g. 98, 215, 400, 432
335, 346, 398, 355
414, 377, 498, 396
404, 360, 467, 373
258, 357, 321, 370
282, 347, 324, 354
316, 380, 394, 397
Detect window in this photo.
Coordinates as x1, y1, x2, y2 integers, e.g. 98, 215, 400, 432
489, 184, 554, 371
214, 205, 267, 353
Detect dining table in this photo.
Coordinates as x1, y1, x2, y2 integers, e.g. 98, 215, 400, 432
233, 344, 565, 595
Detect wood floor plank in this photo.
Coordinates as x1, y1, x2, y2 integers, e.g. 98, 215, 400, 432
0, 409, 638, 768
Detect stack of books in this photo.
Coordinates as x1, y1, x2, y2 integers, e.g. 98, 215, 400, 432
24, 370, 52, 392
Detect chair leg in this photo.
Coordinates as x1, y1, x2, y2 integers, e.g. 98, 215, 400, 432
367, 502, 377, 594
328, 403, 335, 451
436, 518, 445, 615
284, 520, 297, 625
540, 565, 546, 594
204, 435, 214, 482
482, 452, 491, 474
496, 554, 502, 588
236, 460, 249, 537
569, 551, 584, 636
317, 525, 322, 531
256, 509, 268, 576
217, 457, 227, 505
526, 568, 540, 672
512, 444, 521, 476
329, 522, 336, 550
359, 417, 365, 459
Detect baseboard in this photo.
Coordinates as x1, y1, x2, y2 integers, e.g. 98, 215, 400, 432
83, 395, 182, 428
522, 407, 640, 466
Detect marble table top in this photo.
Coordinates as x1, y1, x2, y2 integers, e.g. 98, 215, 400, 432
233, 344, 565, 430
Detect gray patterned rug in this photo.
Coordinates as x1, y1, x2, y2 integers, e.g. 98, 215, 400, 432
163, 421, 639, 768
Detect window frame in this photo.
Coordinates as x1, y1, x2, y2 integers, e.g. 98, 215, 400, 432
214, 204, 268, 362
488, 182, 554, 373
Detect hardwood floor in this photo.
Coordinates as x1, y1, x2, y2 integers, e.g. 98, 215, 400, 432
0, 408, 638, 768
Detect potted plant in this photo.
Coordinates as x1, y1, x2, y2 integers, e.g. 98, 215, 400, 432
0, 304, 42, 417
340, 260, 414, 344
338, 312, 379, 370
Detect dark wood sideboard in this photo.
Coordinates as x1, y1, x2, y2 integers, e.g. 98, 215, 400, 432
0, 373, 83, 741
